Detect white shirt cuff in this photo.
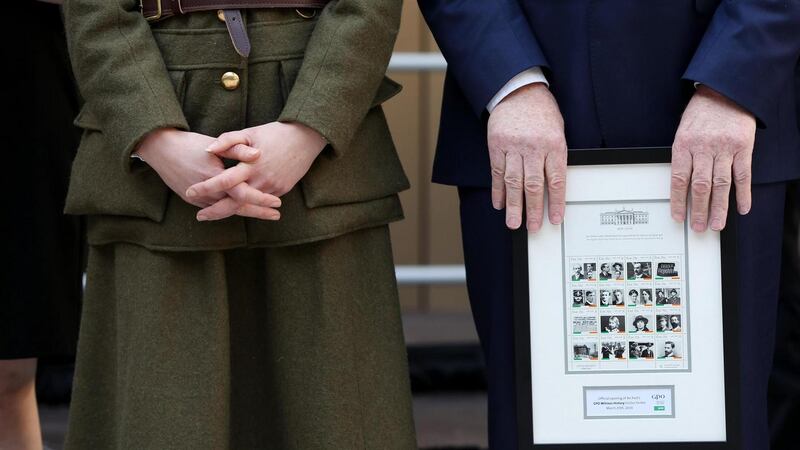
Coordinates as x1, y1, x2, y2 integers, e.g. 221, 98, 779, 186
487, 67, 549, 113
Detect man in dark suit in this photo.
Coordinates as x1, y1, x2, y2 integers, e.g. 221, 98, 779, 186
419, 1, 800, 448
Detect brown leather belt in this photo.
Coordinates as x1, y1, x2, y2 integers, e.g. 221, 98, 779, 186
140, 0, 331, 21
140, 0, 331, 58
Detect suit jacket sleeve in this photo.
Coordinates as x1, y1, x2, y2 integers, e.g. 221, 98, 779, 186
278, 0, 402, 156
683, 0, 800, 127
418, 0, 548, 116
63, 0, 189, 172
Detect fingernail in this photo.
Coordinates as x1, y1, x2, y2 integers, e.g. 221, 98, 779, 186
692, 221, 706, 232
205, 142, 217, 152
739, 206, 750, 215
492, 201, 502, 210
186, 188, 197, 197
672, 212, 685, 222
528, 220, 541, 233
551, 213, 562, 224
710, 218, 722, 231
507, 216, 521, 229
197, 214, 208, 222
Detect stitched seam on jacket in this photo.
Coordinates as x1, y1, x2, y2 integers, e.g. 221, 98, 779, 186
290, 10, 343, 132
117, 3, 173, 128
153, 17, 311, 33
163, 54, 305, 70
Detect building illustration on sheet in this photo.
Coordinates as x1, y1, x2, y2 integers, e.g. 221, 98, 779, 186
600, 209, 650, 226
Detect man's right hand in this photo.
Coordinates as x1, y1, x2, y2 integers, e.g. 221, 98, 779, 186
135, 128, 282, 220
487, 83, 567, 232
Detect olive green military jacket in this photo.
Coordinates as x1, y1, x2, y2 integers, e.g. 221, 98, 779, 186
63, 0, 408, 250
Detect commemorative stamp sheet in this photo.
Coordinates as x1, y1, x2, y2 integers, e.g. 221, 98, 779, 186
562, 200, 689, 373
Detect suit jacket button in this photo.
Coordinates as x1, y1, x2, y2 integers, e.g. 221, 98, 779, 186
221, 72, 240, 90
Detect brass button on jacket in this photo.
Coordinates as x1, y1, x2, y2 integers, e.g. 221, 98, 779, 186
221, 71, 240, 90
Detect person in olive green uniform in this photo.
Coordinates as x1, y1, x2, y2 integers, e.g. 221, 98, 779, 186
62, 0, 415, 448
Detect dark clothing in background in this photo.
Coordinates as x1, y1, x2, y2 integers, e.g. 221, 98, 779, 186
0, 1, 83, 359
769, 183, 800, 450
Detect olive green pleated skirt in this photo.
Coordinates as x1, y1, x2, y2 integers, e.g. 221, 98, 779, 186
64, 226, 416, 450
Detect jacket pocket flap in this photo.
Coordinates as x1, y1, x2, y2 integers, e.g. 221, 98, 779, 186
300, 106, 410, 209
74, 105, 102, 131
371, 76, 403, 108
65, 129, 170, 222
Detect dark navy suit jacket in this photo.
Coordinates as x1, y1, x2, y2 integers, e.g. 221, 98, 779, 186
419, 0, 800, 186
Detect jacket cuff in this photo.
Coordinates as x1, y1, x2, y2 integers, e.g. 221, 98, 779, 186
114, 111, 189, 174
682, 9, 785, 128
278, 91, 353, 157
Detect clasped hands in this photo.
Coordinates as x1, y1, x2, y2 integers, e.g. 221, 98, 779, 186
135, 121, 327, 221
488, 83, 756, 232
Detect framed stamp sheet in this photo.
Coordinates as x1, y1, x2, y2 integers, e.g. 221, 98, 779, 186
514, 148, 741, 449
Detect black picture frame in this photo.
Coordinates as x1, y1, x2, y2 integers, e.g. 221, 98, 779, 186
513, 147, 741, 450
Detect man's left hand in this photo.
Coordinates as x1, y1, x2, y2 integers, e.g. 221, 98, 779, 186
671, 85, 756, 232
